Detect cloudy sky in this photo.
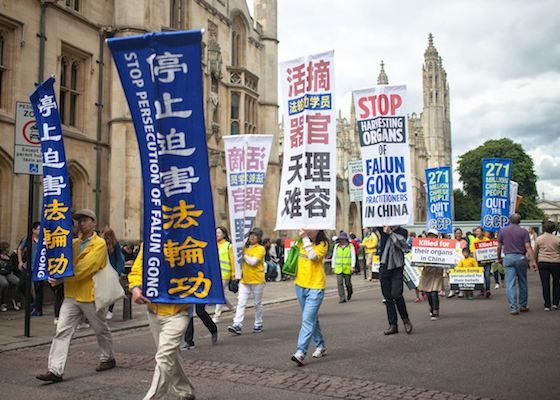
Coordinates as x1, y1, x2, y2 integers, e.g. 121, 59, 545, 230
270, 0, 560, 200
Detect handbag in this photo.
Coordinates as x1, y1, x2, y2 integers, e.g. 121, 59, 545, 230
282, 238, 302, 277
0, 260, 10, 275
93, 261, 126, 312
228, 279, 239, 293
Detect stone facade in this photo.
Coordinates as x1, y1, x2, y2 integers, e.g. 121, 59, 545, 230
0, 0, 279, 246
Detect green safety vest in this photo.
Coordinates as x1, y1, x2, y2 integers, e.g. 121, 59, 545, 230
333, 244, 352, 275
219, 241, 232, 280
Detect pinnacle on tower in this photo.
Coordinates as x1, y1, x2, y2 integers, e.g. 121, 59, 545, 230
424, 33, 439, 60
377, 60, 389, 85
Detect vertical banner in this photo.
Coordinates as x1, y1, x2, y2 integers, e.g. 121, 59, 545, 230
353, 85, 413, 227
348, 159, 364, 203
275, 50, 336, 230
107, 30, 223, 304
29, 76, 73, 281
481, 158, 512, 232
425, 166, 452, 234
224, 135, 272, 279
509, 180, 519, 215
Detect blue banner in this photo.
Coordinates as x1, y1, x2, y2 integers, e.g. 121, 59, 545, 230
107, 30, 224, 304
29, 77, 74, 281
481, 158, 512, 232
425, 166, 452, 234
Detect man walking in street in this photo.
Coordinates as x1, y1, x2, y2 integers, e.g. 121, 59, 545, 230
36, 209, 116, 382
129, 245, 196, 400
378, 226, 413, 335
332, 231, 356, 303
497, 213, 537, 315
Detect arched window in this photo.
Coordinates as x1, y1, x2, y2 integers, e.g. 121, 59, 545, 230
67, 161, 90, 211
231, 15, 246, 67
0, 149, 13, 243
231, 92, 240, 134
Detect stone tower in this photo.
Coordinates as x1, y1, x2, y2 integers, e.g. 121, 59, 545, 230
377, 60, 389, 85
421, 34, 452, 168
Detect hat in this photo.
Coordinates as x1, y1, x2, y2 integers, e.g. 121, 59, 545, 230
73, 208, 97, 221
249, 227, 263, 239
427, 228, 439, 236
338, 231, 349, 240
332, 236, 338, 242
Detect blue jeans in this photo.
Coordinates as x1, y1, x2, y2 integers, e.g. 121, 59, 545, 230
295, 285, 326, 355
504, 254, 529, 312
483, 264, 492, 292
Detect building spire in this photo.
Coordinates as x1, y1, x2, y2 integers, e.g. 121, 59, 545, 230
377, 60, 389, 85
424, 33, 439, 60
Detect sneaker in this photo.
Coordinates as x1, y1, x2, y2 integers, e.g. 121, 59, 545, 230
77, 322, 90, 329
447, 292, 455, 299
211, 331, 219, 344
36, 371, 63, 383
0, 304, 7, 312
520, 306, 529, 312
11, 299, 21, 311
253, 325, 263, 333
180, 342, 195, 350
312, 347, 326, 358
53, 318, 58, 325
31, 309, 43, 316
106, 311, 113, 320
227, 324, 242, 335
458, 291, 464, 298
552, 305, 559, 310
96, 359, 116, 372
510, 310, 520, 315
545, 307, 551, 311
291, 351, 305, 366
494, 283, 500, 289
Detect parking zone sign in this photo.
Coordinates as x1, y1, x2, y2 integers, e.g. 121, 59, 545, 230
14, 101, 42, 175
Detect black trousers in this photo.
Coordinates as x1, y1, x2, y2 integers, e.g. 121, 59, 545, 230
31, 281, 64, 317
537, 262, 560, 308
379, 265, 409, 326
184, 303, 217, 345
425, 291, 439, 313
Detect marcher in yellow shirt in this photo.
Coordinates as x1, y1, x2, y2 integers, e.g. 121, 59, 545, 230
453, 247, 481, 300
471, 226, 492, 297
291, 229, 329, 366
213, 226, 235, 323
37, 209, 115, 383
228, 227, 266, 335
129, 244, 195, 400
361, 228, 378, 281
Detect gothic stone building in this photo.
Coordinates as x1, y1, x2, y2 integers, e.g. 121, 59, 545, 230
0, 0, 279, 246
334, 34, 452, 232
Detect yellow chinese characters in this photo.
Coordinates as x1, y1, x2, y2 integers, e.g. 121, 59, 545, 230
164, 236, 207, 267
162, 200, 203, 230
44, 199, 69, 221
48, 253, 69, 275
43, 226, 70, 249
168, 271, 211, 298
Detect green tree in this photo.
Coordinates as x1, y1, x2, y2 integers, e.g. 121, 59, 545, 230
456, 138, 544, 221
453, 189, 479, 221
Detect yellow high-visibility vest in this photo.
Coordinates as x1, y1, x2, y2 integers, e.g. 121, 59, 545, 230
333, 245, 352, 275
219, 240, 232, 280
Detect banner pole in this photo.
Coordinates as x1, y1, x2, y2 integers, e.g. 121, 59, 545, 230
24, 175, 34, 337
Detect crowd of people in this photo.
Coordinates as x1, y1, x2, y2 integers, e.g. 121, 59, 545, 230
1, 210, 559, 400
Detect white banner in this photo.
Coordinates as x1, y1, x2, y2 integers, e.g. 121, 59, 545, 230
348, 159, 364, 203
509, 180, 518, 215
411, 237, 458, 267
275, 50, 336, 230
474, 240, 499, 263
224, 135, 273, 279
353, 85, 413, 227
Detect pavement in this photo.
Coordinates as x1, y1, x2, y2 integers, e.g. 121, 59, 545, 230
1, 271, 559, 400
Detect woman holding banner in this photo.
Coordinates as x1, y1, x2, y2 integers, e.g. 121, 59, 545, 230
471, 227, 492, 298
213, 226, 235, 324
418, 229, 445, 321
228, 228, 266, 334
291, 229, 329, 366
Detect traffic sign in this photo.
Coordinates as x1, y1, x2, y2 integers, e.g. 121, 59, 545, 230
14, 102, 42, 175
348, 159, 363, 202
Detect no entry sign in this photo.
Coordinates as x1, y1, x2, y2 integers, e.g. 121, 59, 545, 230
14, 102, 42, 175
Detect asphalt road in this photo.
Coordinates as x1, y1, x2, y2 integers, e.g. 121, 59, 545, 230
1, 272, 558, 400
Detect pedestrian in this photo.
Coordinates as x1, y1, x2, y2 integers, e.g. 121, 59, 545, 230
456, 247, 478, 300
36, 209, 116, 383
128, 245, 195, 400
290, 229, 329, 366
332, 231, 355, 303
182, 303, 218, 349
471, 226, 493, 298
0, 242, 20, 312
361, 228, 378, 281
496, 213, 538, 315
533, 220, 560, 311
349, 233, 361, 274
228, 227, 266, 335
418, 229, 445, 321
212, 226, 235, 324
378, 225, 413, 335
101, 228, 125, 320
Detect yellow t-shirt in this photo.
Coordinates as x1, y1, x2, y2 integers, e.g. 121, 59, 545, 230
470, 236, 489, 253
362, 233, 378, 254
241, 244, 266, 284
456, 257, 479, 270
295, 240, 328, 289
128, 245, 190, 316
